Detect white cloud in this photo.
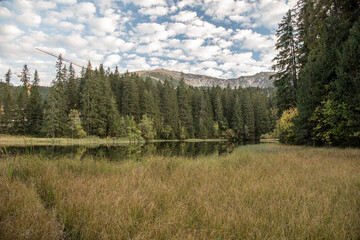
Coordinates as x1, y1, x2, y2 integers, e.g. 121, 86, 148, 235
183, 39, 204, 51
90, 17, 117, 35
37, 1, 57, 9
13, 0, 33, 11
135, 23, 173, 43
177, 0, 198, 9
0, 25, 24, 41
0, 7, 12, 18
126, 56, 150, 71
171, 10, 197, 22
75, 2, 96, 17
139, 6, 169, 18
17, 12, 42, 27
63, 33, 88, 49
203, 68, 223, 78
54, 0, 77, 4
233, 29, 276, 51
58, 21, 85, 31
104, 54, 121, 67
203, 0, 236, 21
120, 0, 167, 7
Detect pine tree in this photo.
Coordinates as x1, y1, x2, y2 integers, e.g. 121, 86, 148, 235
26, 70, 43, 135
231, 95, 244, 141
177, 77, 194, 138
121, 73, 140, 120
65, 63, 79, 111
272, 9, 299, 115
15, 64, 30, 134
211, 86, 227, 133
159, 80, 179, 139
253, 90, 271, 141
222, 84, 234, 128
42, 55, 68, 137
242, 91, 255, 142
1, 69, 15, 133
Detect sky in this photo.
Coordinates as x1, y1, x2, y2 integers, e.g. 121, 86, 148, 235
0, 0, 296, 86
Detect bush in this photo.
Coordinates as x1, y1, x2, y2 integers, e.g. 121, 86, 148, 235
276, 108, 298, 144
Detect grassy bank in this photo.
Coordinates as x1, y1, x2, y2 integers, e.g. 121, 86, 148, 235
1, 144, 359, 239
0, 135, 144, 146
0, 135, 232, 147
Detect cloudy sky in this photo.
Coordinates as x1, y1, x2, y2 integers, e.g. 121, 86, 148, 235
0, 0, 296, 85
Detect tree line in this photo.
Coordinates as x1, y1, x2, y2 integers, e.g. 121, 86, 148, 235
273, 0, 360, 147
0, 57, 275, 141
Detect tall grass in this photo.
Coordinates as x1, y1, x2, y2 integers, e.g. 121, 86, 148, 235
1, 144, 359, 239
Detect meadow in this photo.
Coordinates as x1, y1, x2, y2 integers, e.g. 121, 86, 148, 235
1, 143, 359, 239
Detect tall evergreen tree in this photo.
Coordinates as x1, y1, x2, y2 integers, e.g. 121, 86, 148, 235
42, 55, 68, 137
272, 9, 299, 115
65, 63, 79, 111
177, 77, 194, 138
26, 70, 43, 135
1, 69, 15, 133
121, 73, 140, 120
159, 80, 179, 139
231, 95, 244, 141
15, 64, 30, 134
242, 91, 255, 142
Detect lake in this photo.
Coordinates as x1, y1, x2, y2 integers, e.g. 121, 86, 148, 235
0, 141, 242, 160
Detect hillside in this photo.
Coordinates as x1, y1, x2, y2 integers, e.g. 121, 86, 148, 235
134, 69, 274, 88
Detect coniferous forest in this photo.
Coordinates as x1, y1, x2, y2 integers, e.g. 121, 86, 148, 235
0, 58, 274, 142
1, 0, 359, 147
273, 0, 360, 147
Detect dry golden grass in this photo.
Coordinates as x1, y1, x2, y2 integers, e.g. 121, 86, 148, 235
1, 144, 359, 239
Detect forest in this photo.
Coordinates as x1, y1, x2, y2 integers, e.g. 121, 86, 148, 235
273, 0, 360, 147
0, 60, 275, 142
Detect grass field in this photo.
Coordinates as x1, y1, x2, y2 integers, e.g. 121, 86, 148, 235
1, 144, 359, 239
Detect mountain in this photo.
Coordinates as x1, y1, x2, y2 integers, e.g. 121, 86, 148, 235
134, 69, 274, 88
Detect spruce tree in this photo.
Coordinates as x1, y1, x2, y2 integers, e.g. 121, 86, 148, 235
15, 64, 30, 134
242, 91, 255, 142
231, 95, 244, 141
26, 70, 43, 135
159, 80, 179, 139
272, 9, 299, 115
65, 63, 79, 111
2, 69, 15, 133
42, 55, 68, 137
177, 78, 194, 138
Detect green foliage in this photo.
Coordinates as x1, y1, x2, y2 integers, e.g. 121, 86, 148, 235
310, 100, 360, 147
3, 60, 274, 141
1, 69, 15, 133
124, 116, 141, 140
231, 96, 244, 141
26, 70, 43, 136
14, 65, 30, 134
272, 9, 298, 115
68, 109, 86, 138
272, 1, 360, 147
276, 108, 298, 144
42, 56, 68, 138
138, 115, 155, 140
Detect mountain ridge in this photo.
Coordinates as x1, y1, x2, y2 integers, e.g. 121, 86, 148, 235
134, 69, 275, 88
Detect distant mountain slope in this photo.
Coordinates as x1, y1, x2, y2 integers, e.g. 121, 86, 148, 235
134, 69, 275, 88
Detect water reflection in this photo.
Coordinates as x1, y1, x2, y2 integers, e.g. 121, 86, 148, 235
0, 141, 240, 161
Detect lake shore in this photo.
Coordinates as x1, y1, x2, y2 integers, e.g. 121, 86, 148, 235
0, 135, 270, 147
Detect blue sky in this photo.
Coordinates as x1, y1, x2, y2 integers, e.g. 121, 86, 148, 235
0, 0, 296, 85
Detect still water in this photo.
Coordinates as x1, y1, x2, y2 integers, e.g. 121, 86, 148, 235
0, 141, 241, 161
